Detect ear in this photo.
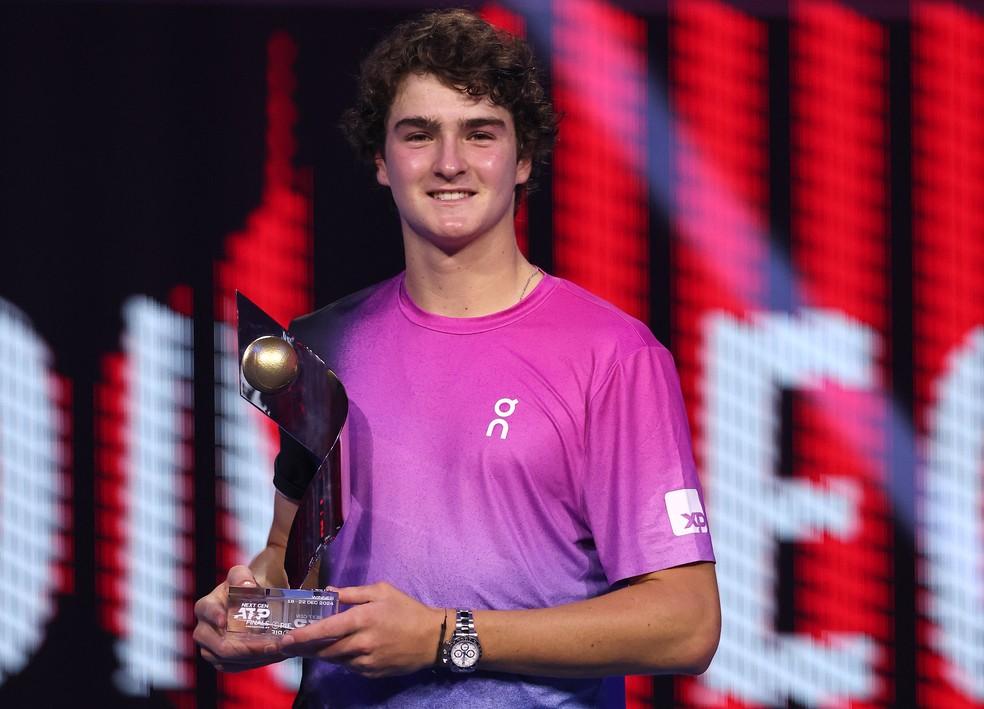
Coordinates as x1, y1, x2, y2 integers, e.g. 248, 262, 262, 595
375, 152, 390, 187
515, 155, 532, 186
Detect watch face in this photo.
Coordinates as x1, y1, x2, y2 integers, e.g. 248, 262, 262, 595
450, 639, 480, 669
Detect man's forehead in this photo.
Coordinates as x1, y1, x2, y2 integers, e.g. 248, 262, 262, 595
392, 71, 489, 101
387, 73, 512, 127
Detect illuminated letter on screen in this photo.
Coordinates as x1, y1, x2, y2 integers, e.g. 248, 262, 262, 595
113, 297, 194, 694
0, 299, 64, 682
701, 310, 876, 705
922, 328, 984, 700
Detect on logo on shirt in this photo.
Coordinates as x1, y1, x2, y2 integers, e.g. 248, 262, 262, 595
485, 397, 518, 440
664, 488, 709, 535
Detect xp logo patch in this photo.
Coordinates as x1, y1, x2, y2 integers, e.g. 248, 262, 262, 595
664, 488, 709, 536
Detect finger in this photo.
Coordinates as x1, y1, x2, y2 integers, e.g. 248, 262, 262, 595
336, 583, 386, 606
279, 636, 345, 659
295, 631, 366, 662
195, 594, 228, 630
279, 612, 361, 655
195, 621, 283, 663
194, 595, 217, 623
227, 564, 258, 588
200, 647, 260, 671
193, 620, 226, 655
279, 629, 345, 656
194, 624, 276, 659
199, 644, 277, 666
224, 636, 282, 660
201, 646, 277, 673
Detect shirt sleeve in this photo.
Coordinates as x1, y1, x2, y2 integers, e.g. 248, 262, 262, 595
273, 427, 318, 501
581, 345, 714, 585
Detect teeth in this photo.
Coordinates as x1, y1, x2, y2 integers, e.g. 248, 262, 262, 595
431, 191, 471, 201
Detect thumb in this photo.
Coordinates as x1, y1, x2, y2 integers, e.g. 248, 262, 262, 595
227, 564, 259, 588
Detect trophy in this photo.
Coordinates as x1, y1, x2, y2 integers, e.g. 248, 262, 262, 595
226, 292, 348, 635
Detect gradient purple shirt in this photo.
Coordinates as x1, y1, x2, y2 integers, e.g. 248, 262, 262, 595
277, 273, 714, 708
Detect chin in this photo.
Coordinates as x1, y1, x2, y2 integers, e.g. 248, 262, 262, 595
431, 235, 479, 255
422, 224, 482, 247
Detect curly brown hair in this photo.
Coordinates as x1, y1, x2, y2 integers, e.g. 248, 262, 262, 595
341, 8, 558, 196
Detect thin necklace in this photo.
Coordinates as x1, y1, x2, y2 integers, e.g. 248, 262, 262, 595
518, 266, 544, 302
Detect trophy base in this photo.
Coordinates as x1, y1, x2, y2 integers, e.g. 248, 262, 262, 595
227, 585, 339, 635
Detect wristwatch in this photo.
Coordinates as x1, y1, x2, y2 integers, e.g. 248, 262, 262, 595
441, 609, 482, 673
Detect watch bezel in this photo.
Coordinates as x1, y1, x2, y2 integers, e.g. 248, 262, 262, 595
445, 635, 482, 672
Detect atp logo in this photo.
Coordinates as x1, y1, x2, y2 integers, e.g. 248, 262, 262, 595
485, 397, 519, 440
233, 603, 272, 624
664, 488, 709, 536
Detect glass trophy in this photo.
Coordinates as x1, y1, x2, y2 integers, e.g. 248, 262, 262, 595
227, 292, 348, 634
227, 586, 339, 635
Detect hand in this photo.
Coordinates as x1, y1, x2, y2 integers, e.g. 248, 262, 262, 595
278, 582, 445, 679
193, 565, 286, 672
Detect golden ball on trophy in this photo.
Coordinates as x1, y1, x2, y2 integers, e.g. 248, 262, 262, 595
241, 336, 300, 394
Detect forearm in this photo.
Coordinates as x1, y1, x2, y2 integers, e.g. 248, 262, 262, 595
275, 564, 718, 680
248, 543, 289, 588
473, 562, 720, 678
248, 490, 298, 588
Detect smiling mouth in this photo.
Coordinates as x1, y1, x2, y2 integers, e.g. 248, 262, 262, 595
428, 190, 475, 201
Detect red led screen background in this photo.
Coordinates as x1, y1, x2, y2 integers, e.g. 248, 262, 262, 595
0, 1, 982, 707
912, 3, 984, 708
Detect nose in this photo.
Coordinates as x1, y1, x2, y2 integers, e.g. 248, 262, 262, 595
434, 138, 466, 180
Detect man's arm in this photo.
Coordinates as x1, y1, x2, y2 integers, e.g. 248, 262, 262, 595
476, 561, 719, 677
244, 490, 297, 587
277, 561, 720, 679
193, 491, 299, 671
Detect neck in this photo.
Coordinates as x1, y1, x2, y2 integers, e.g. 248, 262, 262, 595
402, 230, 539, 318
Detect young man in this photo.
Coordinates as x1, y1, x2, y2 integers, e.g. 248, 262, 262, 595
194, 9, 719, 707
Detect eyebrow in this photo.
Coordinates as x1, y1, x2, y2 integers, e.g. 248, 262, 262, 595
392, 116, 507, 132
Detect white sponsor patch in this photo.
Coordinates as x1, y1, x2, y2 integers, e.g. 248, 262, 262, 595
664, 488, 709, 536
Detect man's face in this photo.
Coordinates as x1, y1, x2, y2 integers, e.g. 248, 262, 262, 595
375, 73, 531, 254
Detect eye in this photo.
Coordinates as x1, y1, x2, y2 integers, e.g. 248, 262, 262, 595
404, 132, 431, 143
469, 131, 495, 141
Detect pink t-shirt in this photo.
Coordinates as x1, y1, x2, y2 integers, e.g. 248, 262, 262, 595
277, 272, 714, 707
